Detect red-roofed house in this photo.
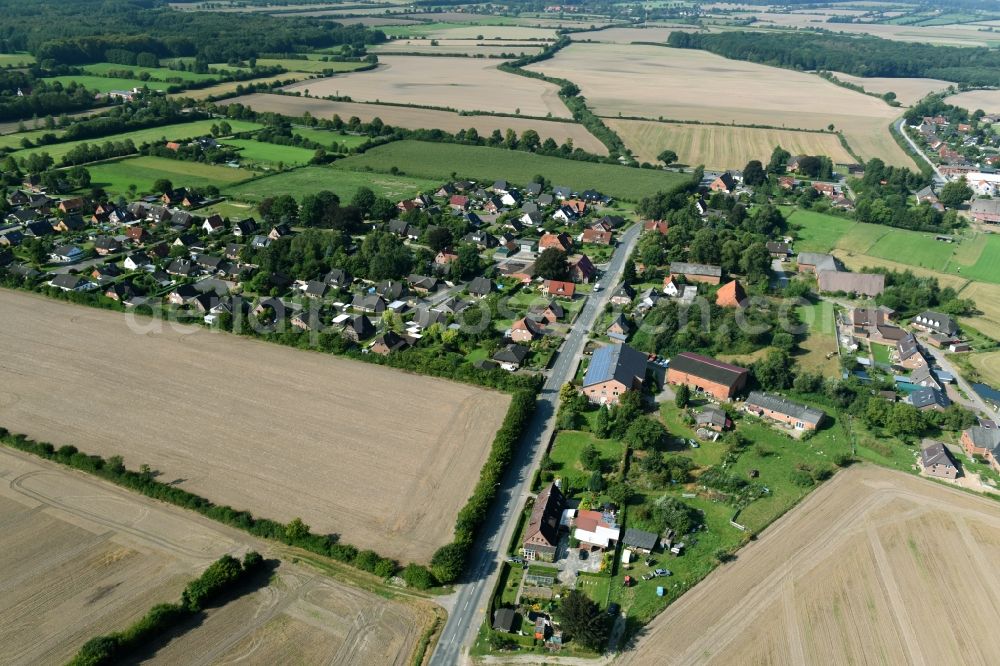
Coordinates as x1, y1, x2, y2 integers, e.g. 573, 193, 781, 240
716, 279, 747, 308
539, 232, 573, 253
546, 280, 576, 299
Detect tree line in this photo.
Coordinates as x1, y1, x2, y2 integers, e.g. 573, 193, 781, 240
667, 30, 1000, 87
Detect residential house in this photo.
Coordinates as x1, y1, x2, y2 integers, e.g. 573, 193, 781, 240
553, 186, 572, 200
123, 252, 152, 271
546, 280, 576, 299
53, 214, 85, 233
325, 268, 352, 290
817, 270, 885, 298
48, 274, 92, 292
642, 220, 669, 235
233, 218, 258, 237
104, 281, 137, 303
58, 197, 85, 214
493, 343, 529, 371
744, 391, 825, 430
610, 283, 635, 306
341, 315, 374, 342
302, 280, 328, 299
970, 198, 1000, 224
202, 215, 225, 235
539, 232, 572, 253
522, 482, 566, 561
511, 317, 544, 343
667, 352, 748, 401
908, 386, 950, 411
435, 250, 458, 266
581, 228, 612, 245
766, 241, 792, 259
492, 608, 517, 634
467, 276, 492, 299
535, 300, 564, 324
669, 261, 722, 285
167, 284, 200, 306
410, 306, 447, 330
268, 224, 292, 241
662, 276, 679, 297
696, 405, 730, 432
0, 229, 24, 247
352, 293, 387, 315
582, 343, 647, 405
574, 509, 620, 552
920, 440, 959, 479
371, 331, 411, 355
897, 333, 922, 364
24, 220, 54, 237
525, 182, 542, 197
709, 172, 736, 192
607, 313, 631, 341
408, 274, 438, 294
166, 258, 195, 277
568, 254, 596, 283
715, 279, 747, 308
636, 288, 660, 313
93, 236, 121, 256
961, 426, 1000, 472
449, 194, 470, 210
251, 235, 271, 249
464, 230, 498, 249
796, 252, 838, 274
520, 211, 543, 227
51, 245, 83, 263
375, 280, 406, 301
910, 364, 942, 390
912, 311, 959, 336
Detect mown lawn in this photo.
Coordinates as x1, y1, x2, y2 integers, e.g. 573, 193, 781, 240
548, 430, 624, 491
870, 341, 893, 365
784, 207, 855, 253
223, 165, 440, 203
292, 127, 371, 150
10, 119, 263, 162
81, 62, 222, 83
221, 138, 317, 166
332, 140, 690, 201
44, 75, 171, 94
0, 52, 34, 67
86, 156, 258, 196
958, 233, 1000, 284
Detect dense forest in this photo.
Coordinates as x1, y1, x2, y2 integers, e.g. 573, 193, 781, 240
667, 30, 1000, 87
0, 0, 384, 65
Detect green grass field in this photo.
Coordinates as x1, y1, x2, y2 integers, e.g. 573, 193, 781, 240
81, 62, 221, 83
221, 139, 317, 166
223, 165, 440, 203
44, 75, 171, 94
332, 140, 689, 201
292, 127, 370, 150
548, 430, 624, 490
0, 52, 34, 67
219, 59, 370, 74
0, 127, 64, 151
9, 119, 263, 162
958, 233, 1000, 284
87, 155, 257, 196
870, 341, 893, 365
785, 208, 856, 253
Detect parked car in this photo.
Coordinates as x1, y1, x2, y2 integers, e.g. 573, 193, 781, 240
654, 568, 672, 577
607, 602, 620, 617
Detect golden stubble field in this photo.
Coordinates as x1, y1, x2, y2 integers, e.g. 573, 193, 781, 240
606, 118, 853, 167
0, 291, 510, 563
224, 92, 608, 153
0, 447, 431, 665
618, 465, 1000, 666
282, 55, 571, 118
946, 89, 1000, 115
526, 43, 915, 167
371, 38, 547, 57
832, 72, 955, 107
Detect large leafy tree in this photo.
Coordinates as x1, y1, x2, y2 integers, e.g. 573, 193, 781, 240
558, 590, 609, 651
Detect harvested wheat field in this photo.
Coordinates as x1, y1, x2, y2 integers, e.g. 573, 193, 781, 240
0, 291, 510, 563
0, 447, 431, 665
223, 93, 607, 153
970, 350, 1000, 386
606, 118, 852, 168
170, 74, 308, 101
947, 89, 1000, 115
618, 465, 1000, 666
831, 72, 954, 106
526, 43, 914, 167
282, 55, 570, 118
959, 281, 1000, 340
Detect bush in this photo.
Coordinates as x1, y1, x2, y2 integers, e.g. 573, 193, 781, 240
402, 563, 435, 589
790, 469, 815, 487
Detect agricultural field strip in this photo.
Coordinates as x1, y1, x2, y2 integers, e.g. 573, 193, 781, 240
221, 93, 608, 154
619, 465, 1000, 665
280, 55, 571, 119
0, 448, 427, 666
0, 291, 509, 563
524, 42, 914, 168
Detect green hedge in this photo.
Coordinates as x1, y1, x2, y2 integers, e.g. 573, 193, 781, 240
68, 551, 264, 666
430, 389, 537, 583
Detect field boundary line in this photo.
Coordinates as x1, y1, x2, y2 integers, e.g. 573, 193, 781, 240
865, 522, 926, 666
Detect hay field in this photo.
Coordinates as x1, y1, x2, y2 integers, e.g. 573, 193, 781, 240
969, 350, 1000, 385
282, 55, 570, 118
947, 89, 1000, 114
0, 291, 510, 563
832, 72, 955, 106
371, 38, 546, 57
605, 119, 853, 167
0, 447, 430, 666
570, 26, 686, 43
619, 465, 1000, 666
223, 93, 607, 153
527, 43, 914, 167
386, 25, 558, 40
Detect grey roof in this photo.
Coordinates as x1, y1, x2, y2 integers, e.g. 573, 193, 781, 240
622, 527, 658, 551
920, 441, 957, 469
745, 391, 825, 425
909, 386, 950, 409
817, 270, 885, 298
913, 311, 958, 336
468, 275, 492, 296
583, 343, 647, 388
696, 405, 728, 428
971, 198, 1000, 216
493, 608, 517, 633
669, 261, 722, 278
897, 333, 919, 360
670, 352, 747, 390
50, 274, 83, 290
797, 252, 838, 272
494, 343, 529, 364
965, 426, 1000, 452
